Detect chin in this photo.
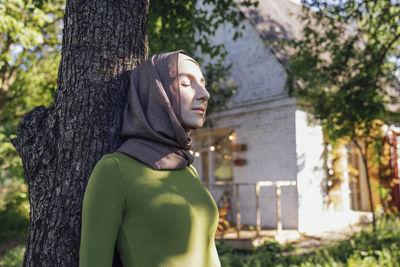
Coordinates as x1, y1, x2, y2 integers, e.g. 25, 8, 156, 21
186, 120, 204, 129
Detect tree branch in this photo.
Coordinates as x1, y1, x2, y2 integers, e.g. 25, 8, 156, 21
378, 32, 400, 68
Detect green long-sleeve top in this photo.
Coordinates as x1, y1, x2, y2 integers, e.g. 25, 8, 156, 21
79, 152, 221, 267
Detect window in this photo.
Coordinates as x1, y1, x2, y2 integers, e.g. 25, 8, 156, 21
213, 136, 233, 181
192, 127, 234, 184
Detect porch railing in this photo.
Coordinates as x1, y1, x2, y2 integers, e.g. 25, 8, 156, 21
204, 181, 297, 237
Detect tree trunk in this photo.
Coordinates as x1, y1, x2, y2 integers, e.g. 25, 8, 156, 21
353, 139, 376, 231
11, 0, 149, 266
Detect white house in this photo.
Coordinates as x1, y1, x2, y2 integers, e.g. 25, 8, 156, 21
191, 0, 400, 235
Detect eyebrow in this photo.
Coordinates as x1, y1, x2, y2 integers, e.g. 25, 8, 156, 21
178, 73, 206, 85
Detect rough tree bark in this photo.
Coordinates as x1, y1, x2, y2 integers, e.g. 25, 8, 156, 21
11, 0, 149, 266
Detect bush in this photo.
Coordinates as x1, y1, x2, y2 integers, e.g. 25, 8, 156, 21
0, 190, 29, 242
0, 243, 25, 267
216, 241, 251, 267
217, 216, 400, 267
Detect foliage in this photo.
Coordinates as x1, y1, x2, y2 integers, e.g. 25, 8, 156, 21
0, 0, 62, 188
216, 215, 400, 267
0, 189, 29, 242
0, 0, 59, 242
0, 0, 62, 115
285, 0, 400, 142
0, 243, 25, 267
216, 241, 253, 267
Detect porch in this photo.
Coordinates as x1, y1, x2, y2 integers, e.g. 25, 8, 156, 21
205, 180, 298, 249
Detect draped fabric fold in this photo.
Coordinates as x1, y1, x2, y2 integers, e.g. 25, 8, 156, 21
116, 50, 195, 170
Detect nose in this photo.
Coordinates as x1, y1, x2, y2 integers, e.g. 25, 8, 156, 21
196, 83, 210, 102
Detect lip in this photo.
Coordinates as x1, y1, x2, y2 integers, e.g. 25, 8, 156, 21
192, 107, 205, 114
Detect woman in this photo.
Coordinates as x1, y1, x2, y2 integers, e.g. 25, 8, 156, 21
79, 50, 221, 267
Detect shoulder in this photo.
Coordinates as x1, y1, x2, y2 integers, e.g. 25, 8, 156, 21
88, 153, 127, 190
105, 152, 150, 170
93, 153, 120, 172
187, 164, 200, 179
95, 152, 143, 169
96, 152, 155, 186
83, 154, 126, 207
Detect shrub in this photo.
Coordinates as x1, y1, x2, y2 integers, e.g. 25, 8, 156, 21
0, 190, 29, 242
216, 216, 400, 267
0, 243, 25, 267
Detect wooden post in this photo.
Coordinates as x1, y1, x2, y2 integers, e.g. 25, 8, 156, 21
275, 184, 282, 234
255, 183, 261, 236
235, 184, 241, 238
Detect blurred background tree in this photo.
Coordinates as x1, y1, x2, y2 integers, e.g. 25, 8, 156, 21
0, 0, 63, 244
283, 0, 400, 230
0, 0, 62, 187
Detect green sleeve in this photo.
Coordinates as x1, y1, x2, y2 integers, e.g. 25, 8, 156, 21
79, 155, 126, 267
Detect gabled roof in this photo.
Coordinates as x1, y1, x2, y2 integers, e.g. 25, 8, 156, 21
235, 0, 303, 65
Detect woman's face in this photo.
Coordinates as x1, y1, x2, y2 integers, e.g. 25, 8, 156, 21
178, 54, 210, 129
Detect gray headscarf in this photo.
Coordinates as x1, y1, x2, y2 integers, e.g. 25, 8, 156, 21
116, 50, 196, 170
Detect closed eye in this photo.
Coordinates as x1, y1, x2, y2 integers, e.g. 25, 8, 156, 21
201, 78, 206, 87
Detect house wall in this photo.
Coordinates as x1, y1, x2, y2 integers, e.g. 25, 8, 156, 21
295, 109, 328, 233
